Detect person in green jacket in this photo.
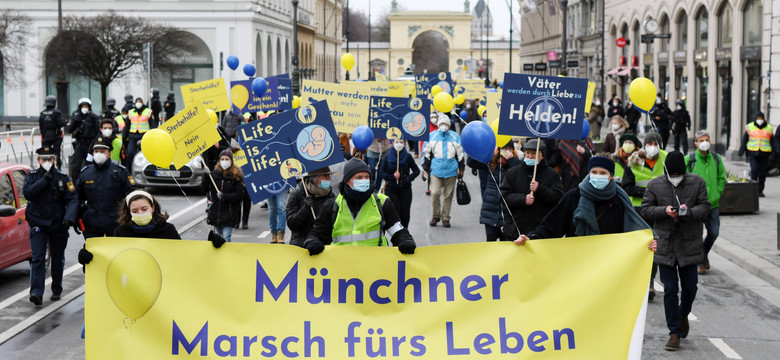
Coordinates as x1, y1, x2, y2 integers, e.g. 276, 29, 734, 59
684, 130, 726, 275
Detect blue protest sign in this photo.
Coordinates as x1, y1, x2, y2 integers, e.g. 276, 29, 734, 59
275, 78, 293, 111
244, 178, 295, 204
415, 72, 452, 98
236, 100, 344, 204
498, 73, 588, 140
368, 96, 430, 142
230, 77, 281, 114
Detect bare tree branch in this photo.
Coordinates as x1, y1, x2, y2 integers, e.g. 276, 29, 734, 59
0, 10, 32, 87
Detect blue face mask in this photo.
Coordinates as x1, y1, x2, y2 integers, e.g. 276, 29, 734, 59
350, 179, 371, 192
589, 174, 611, 190
523, 158, 537, 166
318, 180, 331, 190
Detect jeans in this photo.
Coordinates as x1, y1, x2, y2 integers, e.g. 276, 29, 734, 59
30, 225, 69, 298
214, 225, 233, 243
430, 175, 456, 221
699, 208, 720, 267
748, 154, 770, 193
659, 263, 698, 336
267, 191, 288, 232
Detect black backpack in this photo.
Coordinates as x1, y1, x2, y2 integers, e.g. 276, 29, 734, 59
687, 152, 720, 173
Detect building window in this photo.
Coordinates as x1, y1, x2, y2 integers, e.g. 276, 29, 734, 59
677, 11, 688, 51
621, 24, 628, 56
696, 8, 708, 49
718, 3, 732, 48
632, 22, 640, 57
589, 1, 596, 34
659, 14, 669, 52
742, 0, 762, 46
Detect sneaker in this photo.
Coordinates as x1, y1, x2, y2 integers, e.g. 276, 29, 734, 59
697, 265, 706, 275
442, 220, 451, 228
681, 317, 690, 339
51, 294, 61, 301
29, 294, 42, 306
664, 334, 680, 351
759, 192, 766, 197
429, 218, 439, 226
241, 222, 249, 230
648, 288, 656, 302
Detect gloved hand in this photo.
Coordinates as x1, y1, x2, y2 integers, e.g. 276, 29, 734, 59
303, 196, 314, 207
78, 247, 93, 265
63, 220, 81, 234
217, 191, 225, 201
305, 239, 325, 255
44, 171, 53, 182
398, 239, 416, 254
208, 230, 226, 248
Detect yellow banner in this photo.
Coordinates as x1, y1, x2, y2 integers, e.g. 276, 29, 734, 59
160, 105, 222, 169
585, 82, 596, 113
181, 78, 231, 112
233, 149, 248, 167
343, 80, 389, 97
388, 81, 404, 97
85, 230, 653, 359
486, 92, 501, 124
457, 79, 488, 101
375, 72, 388, 82
302, 80, 371, 133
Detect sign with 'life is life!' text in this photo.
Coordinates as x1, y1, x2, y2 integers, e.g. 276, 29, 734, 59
498, 74, 588, 140
236, 100, 344, 204
367, 96, 430, 142
415, 72, 453, 99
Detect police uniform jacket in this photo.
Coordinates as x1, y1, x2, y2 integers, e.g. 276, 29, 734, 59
22, 168, 79, 228
76, 162, 135, 233
39, 107, 67, 144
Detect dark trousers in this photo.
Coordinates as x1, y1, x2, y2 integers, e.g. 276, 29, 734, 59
29, 225, 69, 297
659, 263, 698, 336
407, 140, 419, 156
69, 143, 90, 181
241, 191, 252, 225
485, 225, 507, 242
126, 133, 144, 172
658, 127, 670, 149
673, 127, 689, 153
385, 185, 412, 228
748, 154, 770, 193
699, 208, 720, 266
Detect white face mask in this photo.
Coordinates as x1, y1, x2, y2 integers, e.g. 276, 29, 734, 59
41, 161, 53, 172
220, 160, 232, 170
611, 123, 620, 131
393, 142, 404, 152
465, 104, 471, 109
594, 100, 601, 106
645, 145, 660, 157
697, 140, 710, 152
756, 119, 765, 126
122, 114, 129, 119
439, 124, 450, 132
613, 101, 618, 106
93, 152, 108, 165
430, 117, 438, 125
677, 105, 682, 110
135, 102, 143, 109
656, 97, 662, 104
81, 107, 89, 115
668, 175, 683, 187
101, 129, 113, 138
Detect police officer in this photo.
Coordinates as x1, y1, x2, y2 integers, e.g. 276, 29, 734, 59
102, 98, 121, 133
67, 98, 100, 181
22, 146, 79, 305
38, 95, 67, 168
150, 88, 162, 125
163, 91, 176, 121
739, 111, 775, 197
121, 93, 134, 113
122, 97, 155, 170
76, 137, 135, 239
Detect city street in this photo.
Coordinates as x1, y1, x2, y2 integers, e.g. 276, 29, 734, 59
0, 156, 778, 359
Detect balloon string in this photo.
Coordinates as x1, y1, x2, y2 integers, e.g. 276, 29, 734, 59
123, 317, 135, 334
171, 174, 209, 229
487, 169, 522, 238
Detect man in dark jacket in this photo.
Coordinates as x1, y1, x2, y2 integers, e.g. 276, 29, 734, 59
121, 94, 134, 113
68, 98, 101, 181
39, 95, 67, 169
163, 91, 176, 121
640, 151, 710, 351
102, 98, 121, 133
150, 88, 162, 125
286, 167, 337, 247
221, 109, 245, 140
624, 101, 642, 134
499, 139, 563, 239
739, 111, 774, 196
671, 100, 691, 153
650, 95, 672, 149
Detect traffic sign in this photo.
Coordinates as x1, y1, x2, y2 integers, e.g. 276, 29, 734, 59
616, 37, 627, 47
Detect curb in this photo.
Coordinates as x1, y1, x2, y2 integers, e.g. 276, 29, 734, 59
712, 237, 780, 289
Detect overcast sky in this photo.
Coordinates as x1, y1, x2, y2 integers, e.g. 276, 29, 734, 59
346, 0, 515, 38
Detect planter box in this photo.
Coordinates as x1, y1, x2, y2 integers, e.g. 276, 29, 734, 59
720, 180, 759, 214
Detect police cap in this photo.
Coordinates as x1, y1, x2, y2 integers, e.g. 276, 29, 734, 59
92, 137, 113, 151
35, 146, 56, 158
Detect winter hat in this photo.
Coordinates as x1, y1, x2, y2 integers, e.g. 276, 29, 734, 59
219, 149, 233, 160
644, 131, 663, 147
341, 158, 371, 184
436, 113, 451, 127
665, 151, 686, 175
522, 138, 546, 152
588, 156, 615, 176
619, 133, 642, 148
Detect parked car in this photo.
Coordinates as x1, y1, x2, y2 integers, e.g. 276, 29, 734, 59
0, 162, 32, 271
131, 151, 207, 189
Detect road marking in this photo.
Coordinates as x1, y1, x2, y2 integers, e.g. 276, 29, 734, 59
167, 198, 207, 222
0, 264, 81, 311
258, 230, 270, 239
708, 338, 742, 359
688, 312, 698, 321
179, 215, 206, 233
0, 284, 85, 345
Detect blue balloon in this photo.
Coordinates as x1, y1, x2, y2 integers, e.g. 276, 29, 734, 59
461, 121, 496, 163
488, 88, 498, 93
499, 81, 504, 88
352, 126, 373, 151
459, 110, 469, 120
226, 55, 239, 70
252, 77, 268, 96
243, 64, 256, 77
581, 119, 591, 140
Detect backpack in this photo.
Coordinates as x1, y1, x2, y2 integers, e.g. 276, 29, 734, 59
687, 152, 720, 173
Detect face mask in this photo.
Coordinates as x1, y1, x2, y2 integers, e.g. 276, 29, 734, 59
394, 142, 405, 152
656, 97, 662, 104
430, 117, 438, 125
465, 104, 471, 109
81, 107, 89, 115
41, 161, 53, 172
697, 140, 710, 152
523, 158, 537, 166
93, 152, 108, 165
318, 180, 331, 190
668, 175, 683, 187
677, 105, 682, 110
645, 145, 660, 157
594, 101, 601, 106
439, 124, 450, 132
756, 119, 765, 126
613, 101, 618, 106
589, 174, 610, 190
135, 102, 143, 109
101, 129, 113, 137
131, 211, 153, 226
220, 160, 232, 170
611, 123, 620, 131
622, 143, 635, 154
122, 114, 129, 119
350, 179, 371, 193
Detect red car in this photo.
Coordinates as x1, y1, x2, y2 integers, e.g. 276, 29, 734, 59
0, 163, 32, 270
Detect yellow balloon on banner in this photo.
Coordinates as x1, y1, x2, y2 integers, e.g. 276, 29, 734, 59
231, 84, 249, 109
105, 249, 162, 321
341, 53, 355, 71
433, 92, 454, 113
141, 129, 175, 168
628, 77, 657, 113
478, 105, 487, 118
206, 109, 218, 126
431, 85, 443, 96
491, 119, 513, 148
292, 95, 301, 109
454, 94, 466, 105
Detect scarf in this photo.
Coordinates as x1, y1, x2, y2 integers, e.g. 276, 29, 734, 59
559, 139, 595, 178
573, 175, 652, 236
387, 147, 410, 167
131, 222, 157, 234
611, 125, 626, 139
305, 180, 330, 197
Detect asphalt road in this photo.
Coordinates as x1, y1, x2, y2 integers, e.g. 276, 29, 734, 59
0, 159, 778, 359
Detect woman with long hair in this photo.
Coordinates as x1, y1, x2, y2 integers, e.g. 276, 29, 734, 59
114, 190, 181, 239
202, 149, 245, 243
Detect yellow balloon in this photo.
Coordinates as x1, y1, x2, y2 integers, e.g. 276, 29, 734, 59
628, 77, 657, 113
454, 94, 466, 105
431, 85, 443, 96
341, 53, 355, 71
433, 93, 454, 113
141, 129, 175, 168
231, 84, 249, 110
106, 249, 162, 321
292, 95, 301, 109
491, 119, 513, 148
478, 105, 487, 118
206, 109, 218, 126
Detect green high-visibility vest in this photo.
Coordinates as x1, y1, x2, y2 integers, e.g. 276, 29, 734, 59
614, 151, 667, 206
331, 193, 389, 246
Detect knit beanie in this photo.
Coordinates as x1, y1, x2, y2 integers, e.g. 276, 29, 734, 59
665, 151, 686, 175
588, 156, 616, 176
619, 133, 642, 148
219, 149, 233, 160
341, 158, 371, 184
644, 131, 663, 146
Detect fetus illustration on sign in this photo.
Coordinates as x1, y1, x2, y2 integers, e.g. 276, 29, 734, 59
297, 125, 333, 161
403, 112, 426, 137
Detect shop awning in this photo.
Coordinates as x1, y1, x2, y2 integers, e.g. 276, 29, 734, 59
617, 67, 631, 76
606, 67, 622, 75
